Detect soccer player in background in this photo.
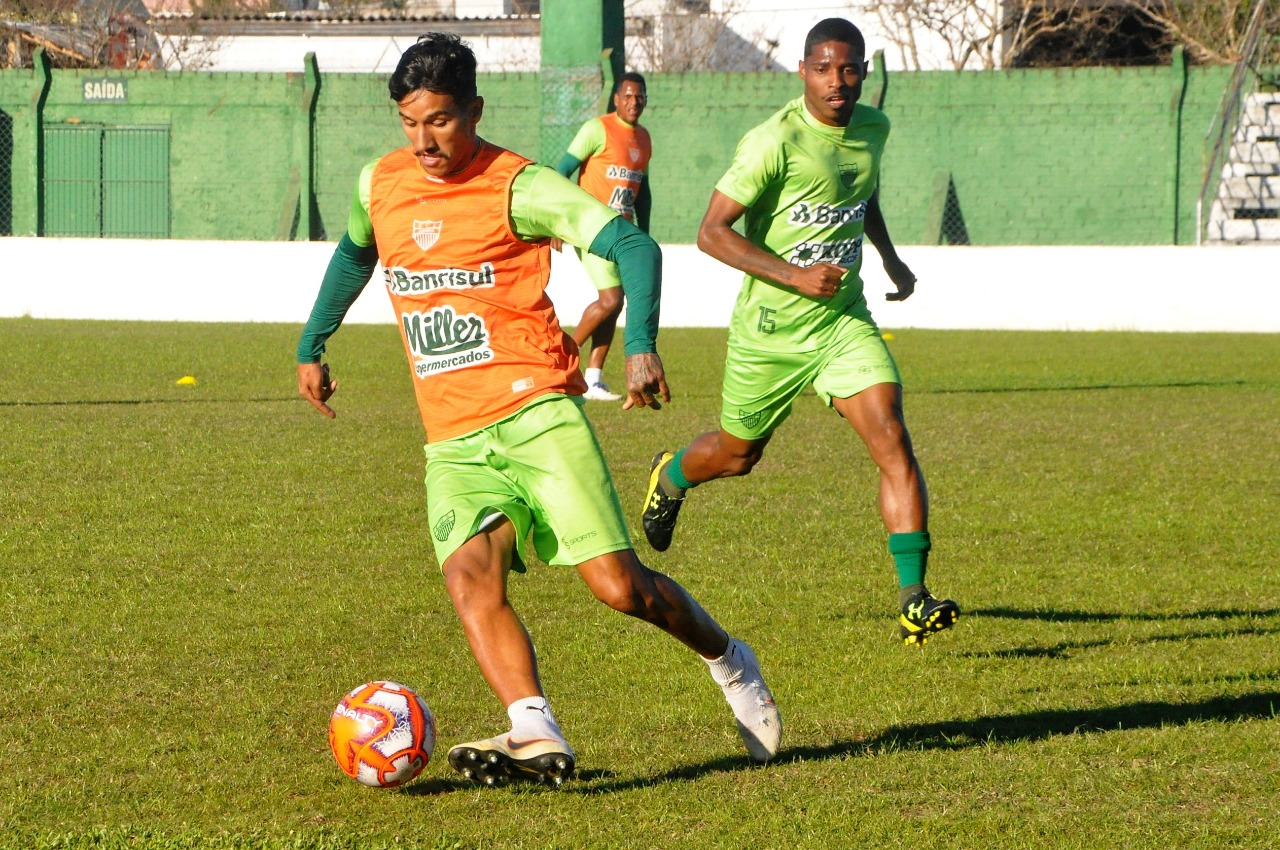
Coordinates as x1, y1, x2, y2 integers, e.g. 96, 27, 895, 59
641, 18, 961, 647
296, 33, 780, 786
555, 72, 653, 402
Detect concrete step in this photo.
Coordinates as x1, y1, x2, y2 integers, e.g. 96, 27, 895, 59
1243, 93, 1280, 125
1230, 140, 1280, 163
1237, 125, 1280, 143
1221, 160, 1280, 177
1217, 175, 1280, 201
1205, 217, 1280, 242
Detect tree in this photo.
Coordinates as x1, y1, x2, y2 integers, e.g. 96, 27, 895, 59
624, 0, 782, 71
867, 0, 1280, 70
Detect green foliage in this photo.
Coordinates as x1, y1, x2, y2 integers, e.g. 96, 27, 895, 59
1, 319, 1277, 849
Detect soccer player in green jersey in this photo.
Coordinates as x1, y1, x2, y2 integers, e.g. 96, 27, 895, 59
641, 17, 960, 646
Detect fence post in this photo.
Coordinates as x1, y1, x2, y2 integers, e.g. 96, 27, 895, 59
301, 51, 319, 241
1169, 45, 1187, 244
539, 0, 624, 167
28, 47, 51, 236
869, 49, 886, 110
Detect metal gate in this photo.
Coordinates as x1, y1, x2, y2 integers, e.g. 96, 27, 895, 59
44, 125, 170, 238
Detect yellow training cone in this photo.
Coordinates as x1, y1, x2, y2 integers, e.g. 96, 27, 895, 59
176, 375, 198, 386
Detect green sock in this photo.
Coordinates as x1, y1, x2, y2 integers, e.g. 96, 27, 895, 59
889, 531, 930, 606
658, 448, 692, 497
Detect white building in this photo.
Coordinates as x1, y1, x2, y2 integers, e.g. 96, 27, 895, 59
144, 1, 987, 74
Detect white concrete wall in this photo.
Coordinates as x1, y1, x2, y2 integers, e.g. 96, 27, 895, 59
1, 237, 1276, 332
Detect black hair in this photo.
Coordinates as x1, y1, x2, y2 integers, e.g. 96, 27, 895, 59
614, 71, 646, 93
803, 18, 865, 58
388, 32, 478, 104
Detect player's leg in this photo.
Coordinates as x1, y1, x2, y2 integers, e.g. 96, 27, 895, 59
642, 341, 813, 551
514, 395, 781, 762
425, 431, 575, 786
831, 382, 925, 533
818, 324, 959, 645
576, 548, 781, 763
441, 525, 576, 786
639, 429, 768, 552
574, 251, 625, 401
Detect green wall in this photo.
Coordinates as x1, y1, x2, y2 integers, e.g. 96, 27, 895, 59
0, 60, 1233, 245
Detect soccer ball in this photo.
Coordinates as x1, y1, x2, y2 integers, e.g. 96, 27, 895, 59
328, 680, 436, 788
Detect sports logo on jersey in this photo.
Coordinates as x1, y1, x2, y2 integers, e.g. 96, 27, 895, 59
789, 200, 866, 226
384, 262, 496, 293
401, 306, 495, 378
628, 146, 640, 164
839, 163, 860, 189
412, 220, 442, 251
605, 164, 645, 183
788, 236, 863, 268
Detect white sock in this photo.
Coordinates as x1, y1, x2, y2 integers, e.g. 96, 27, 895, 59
507, 696, 566, 742
585, 367, 603, 386
705, 638, 747, 687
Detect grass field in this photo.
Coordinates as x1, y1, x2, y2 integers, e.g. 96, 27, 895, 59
1, 317, 1277, 849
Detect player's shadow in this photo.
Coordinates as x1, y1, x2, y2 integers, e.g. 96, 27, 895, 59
961, 605, 1280, 659
974, 605, 1280, 623
402, 605, 1280, 795
572, 688, 1280, 794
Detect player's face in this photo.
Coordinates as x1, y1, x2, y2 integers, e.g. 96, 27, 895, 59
397, 88, 484, 178
613, 80, 647, 124
799, 40, 867, 127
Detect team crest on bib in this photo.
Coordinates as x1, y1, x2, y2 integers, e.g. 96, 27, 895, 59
839, 163, 859, 189
413, 220, 442, 251
629, 147, 640, 163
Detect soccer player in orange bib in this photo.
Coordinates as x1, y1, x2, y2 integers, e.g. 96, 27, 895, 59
296, 33, 780, 786
555, 72, 652, 402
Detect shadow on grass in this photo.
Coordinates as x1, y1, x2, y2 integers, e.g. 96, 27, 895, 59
962, 606, 1280, 659
918, 379, 1248, 395
0, 397, 295, 406
973, 605, 1280, 622
571, 689, 1280, 795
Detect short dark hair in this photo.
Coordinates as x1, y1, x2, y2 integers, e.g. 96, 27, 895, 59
803, 18, 865, 58
389, 32, 478, 104
614, 71, 646, 93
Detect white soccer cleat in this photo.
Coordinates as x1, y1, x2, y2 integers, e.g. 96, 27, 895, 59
447, 732, 576, 787
712, 639, 782, 763
583, 382, 623, 402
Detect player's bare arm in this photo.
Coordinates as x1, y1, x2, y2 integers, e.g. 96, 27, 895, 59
698, 189, 846, 299
623, 351, 670, 411
864, 190, 916, 301
298, 361, 338, 419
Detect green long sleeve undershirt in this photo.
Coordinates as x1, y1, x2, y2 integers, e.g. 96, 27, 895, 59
591, 215, 660, 355
296, 233, 379, 363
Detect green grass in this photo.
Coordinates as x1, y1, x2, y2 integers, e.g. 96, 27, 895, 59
1, 318, 1277, 849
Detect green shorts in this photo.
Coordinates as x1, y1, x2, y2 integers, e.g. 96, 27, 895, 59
720, 317, 901, 440
423, 394, 632, 570
575, 246, 623, 291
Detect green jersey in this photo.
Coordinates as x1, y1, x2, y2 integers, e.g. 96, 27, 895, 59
716, 98, 889, 351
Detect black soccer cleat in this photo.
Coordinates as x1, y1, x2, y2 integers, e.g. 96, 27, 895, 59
898, 590, 960, 646
447, 733, 576, 788
641, 451, 685, 552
